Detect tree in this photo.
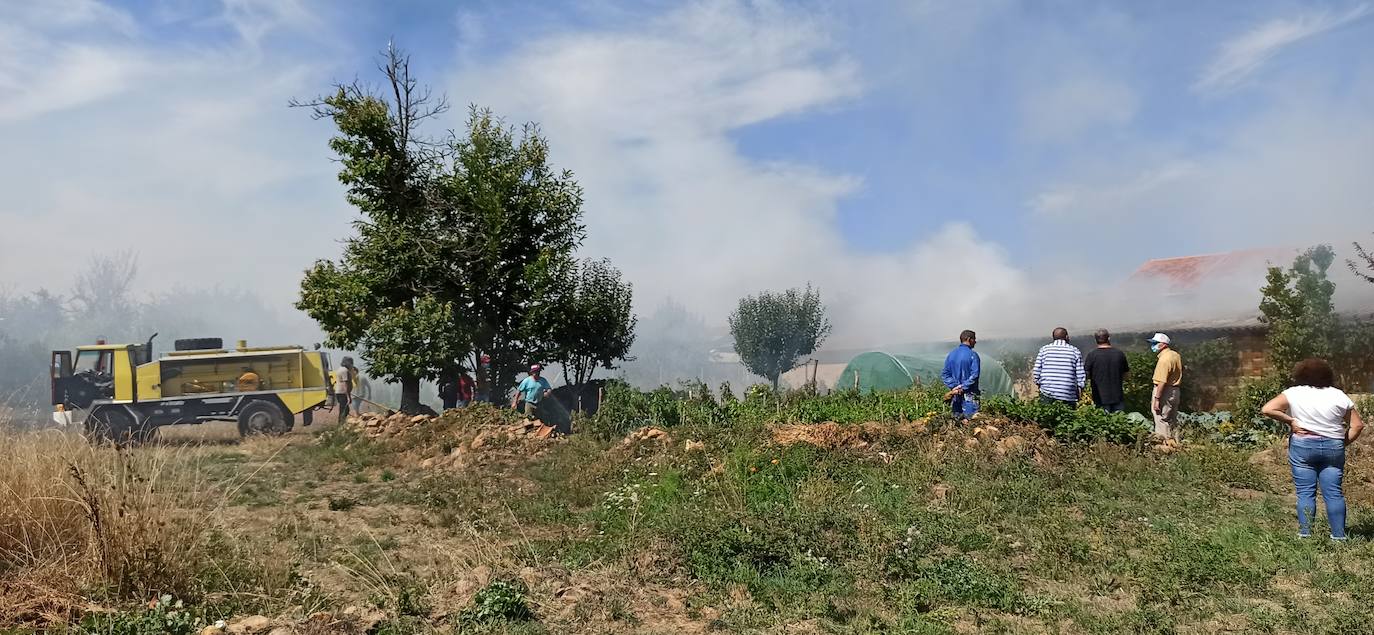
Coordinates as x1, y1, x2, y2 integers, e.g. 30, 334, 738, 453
728, 284, 832, 391
294, 44, 464, 412
1259, 245, 1338, 374
1351, 235, 1374, 284
540, 258, 637, 385
438, 108, 588, 399
70, 250, 141, 341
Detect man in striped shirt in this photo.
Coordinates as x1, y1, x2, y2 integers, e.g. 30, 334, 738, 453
1034, 327, 1085, 405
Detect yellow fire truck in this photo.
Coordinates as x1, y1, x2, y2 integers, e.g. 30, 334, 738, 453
51, 336, 332, 443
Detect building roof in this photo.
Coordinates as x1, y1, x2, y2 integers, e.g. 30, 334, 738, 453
1129, 248, 1295, 290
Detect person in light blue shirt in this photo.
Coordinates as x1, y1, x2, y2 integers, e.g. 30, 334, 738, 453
941, 330, 980, 419
511, 363, 553, 419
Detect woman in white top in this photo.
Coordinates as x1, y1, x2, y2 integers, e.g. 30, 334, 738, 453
1262, 358, 1365, 540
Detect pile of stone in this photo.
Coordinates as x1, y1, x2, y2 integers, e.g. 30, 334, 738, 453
352, 412, 433, 438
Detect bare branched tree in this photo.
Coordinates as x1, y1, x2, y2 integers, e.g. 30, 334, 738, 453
1350, 237, 1374, 284
71, 250, 139, 321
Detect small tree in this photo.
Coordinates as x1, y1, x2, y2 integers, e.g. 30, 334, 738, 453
540, 258, 637, 385
728, 284, 832, 391
1259, 245, 1338, 374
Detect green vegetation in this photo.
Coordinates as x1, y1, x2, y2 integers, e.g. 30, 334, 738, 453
729, 284, 832, 391
8, 387, 1374, 633
294, 46, 632, 410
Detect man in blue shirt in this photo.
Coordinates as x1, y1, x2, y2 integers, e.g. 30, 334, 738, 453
941, 330, 980, 419
511, 363, 553, 419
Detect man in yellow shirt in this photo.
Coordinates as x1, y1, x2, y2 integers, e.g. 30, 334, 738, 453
1149, 333, 1183, 439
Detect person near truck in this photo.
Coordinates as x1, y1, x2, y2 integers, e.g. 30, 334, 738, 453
353, 373, 371, 414
1261, 358, 1365, 540
335, 356, 356, 424
940, 330, 980, 419
512, 364, 552, 420
1034, 327, 1085, 405
1084, 329, 1129, 413
1148, 333, 1182, 439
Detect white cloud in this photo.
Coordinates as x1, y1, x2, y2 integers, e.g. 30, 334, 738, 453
1196, 4, 1372, 93
449, 0, 1038, 346
0, 0, 345, 333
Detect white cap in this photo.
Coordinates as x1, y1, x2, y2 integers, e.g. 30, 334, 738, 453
1148, 332, 1171, 345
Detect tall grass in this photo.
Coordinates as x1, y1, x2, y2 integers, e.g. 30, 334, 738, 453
0, 418, 225, 625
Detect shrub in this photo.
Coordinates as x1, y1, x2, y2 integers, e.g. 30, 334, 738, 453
1231, 373, 1287, 429
982, 397, 1147, 443
1122, 351, 1158, 416
459, 579, 534, 625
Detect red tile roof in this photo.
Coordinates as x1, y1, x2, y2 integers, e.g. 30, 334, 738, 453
1129, 248, 1296, 290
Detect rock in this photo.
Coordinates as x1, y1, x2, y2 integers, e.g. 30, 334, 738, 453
410, 414, 430, 424
340, 606, 385, 630
974, 425, 1001, 441
518, 566, 539, 587
226, 615, 271, 634
535, 425, 556, 439
963, 438, 980, 449
420, 458, 436, 469
684, 440, 706, 452
995, 435, 1026, 455
199, 627, 224, 635
472, 565, 492, 586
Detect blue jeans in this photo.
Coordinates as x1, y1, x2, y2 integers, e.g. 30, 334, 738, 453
950, 392, 978, 419
1288, 436, 1347, 538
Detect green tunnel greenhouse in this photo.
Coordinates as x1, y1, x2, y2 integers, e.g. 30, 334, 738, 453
834, 352, 1014, 395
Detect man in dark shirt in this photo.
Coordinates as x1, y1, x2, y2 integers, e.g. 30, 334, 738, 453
1084, 329, 1129, 413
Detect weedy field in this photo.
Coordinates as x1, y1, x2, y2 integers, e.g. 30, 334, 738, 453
3, 387, 1374, 634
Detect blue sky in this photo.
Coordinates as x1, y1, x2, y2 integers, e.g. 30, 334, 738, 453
2, 0, 1372, 343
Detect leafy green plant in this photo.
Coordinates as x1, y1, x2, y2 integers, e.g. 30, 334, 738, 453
459, 579, 534, 625
982, 397, 1146, 443
77, 595, 201, 635
1231, 373, 1287, 430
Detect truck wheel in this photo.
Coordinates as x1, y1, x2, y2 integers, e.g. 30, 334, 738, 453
174, 338, 223, 351
238, 400, 290, 437
86, 406, 135, 445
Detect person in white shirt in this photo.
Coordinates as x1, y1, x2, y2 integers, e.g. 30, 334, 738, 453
1262, 358, 1366, 540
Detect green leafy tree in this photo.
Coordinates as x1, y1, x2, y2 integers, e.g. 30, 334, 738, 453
728, 285, 832, 391
538, 258, 637, 386
1259, 245, 1338, 374
294, 45, 465, 412
438, 108, 588, 399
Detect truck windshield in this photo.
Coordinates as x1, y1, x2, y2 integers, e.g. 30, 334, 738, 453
74, 350, 113, 374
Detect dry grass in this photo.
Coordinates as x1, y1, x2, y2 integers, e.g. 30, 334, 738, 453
0, 426, 225, 625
